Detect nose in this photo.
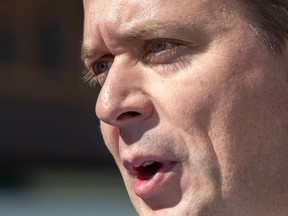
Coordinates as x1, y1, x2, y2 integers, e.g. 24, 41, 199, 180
95, 58, 153, 127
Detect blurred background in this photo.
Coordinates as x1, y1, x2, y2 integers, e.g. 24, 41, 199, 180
0, 0, 135, 215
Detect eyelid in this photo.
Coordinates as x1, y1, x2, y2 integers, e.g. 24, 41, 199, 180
82, 54, 114, 87
83, 39, 192, 87
143, 39, 189, 64
92, 60, 113, 75
144, 39, 183, 50
90, 54, 114, 73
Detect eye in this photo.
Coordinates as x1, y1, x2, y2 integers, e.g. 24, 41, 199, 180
92, 60, 113, 75
144, 39, 187, 65
83, 57, 113, 87
150, 40, 174, 53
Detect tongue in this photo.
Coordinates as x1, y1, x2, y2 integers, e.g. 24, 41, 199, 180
135, 162, 163, 180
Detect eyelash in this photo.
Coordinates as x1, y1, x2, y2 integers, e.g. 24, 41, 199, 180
82, 68, 106, 87
143, 39, 187, 64
83, 39, 188, 87
83, 56, 113, 87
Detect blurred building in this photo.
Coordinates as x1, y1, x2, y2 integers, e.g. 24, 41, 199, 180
0, 0, 113, 178
0, 2, 136, 215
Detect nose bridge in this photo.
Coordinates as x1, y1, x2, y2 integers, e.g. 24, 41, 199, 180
96, 57, 153, 126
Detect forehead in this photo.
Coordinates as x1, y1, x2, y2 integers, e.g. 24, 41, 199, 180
83, 0, 236, 26
82, 0, 241, 53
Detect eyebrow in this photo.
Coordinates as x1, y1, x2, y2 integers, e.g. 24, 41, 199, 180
117, 20, 200, 41
119, 21, 174, 39
81, 20, 202, 62
81, 46, 99, 61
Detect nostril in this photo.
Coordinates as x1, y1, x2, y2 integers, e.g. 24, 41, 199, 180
117, 111, 140, 121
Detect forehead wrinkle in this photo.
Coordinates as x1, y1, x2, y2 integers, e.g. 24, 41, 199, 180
81, 21, 188, 62
82, 0, 230, 61
82, 19, 206, 62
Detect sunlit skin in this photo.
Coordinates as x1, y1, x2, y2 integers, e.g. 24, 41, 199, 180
82, 0, 288, 215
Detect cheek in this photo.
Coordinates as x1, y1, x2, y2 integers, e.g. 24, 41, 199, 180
152, 73, 217, 132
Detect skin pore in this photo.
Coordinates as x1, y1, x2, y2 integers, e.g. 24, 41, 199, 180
82, 0, 288, 215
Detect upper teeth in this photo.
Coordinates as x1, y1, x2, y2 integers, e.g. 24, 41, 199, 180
142, 161, 154, 167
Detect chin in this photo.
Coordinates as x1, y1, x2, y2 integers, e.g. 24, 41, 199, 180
127, 185, 223, 216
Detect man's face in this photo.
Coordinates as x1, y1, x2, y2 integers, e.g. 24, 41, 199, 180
82, 0, 288, 215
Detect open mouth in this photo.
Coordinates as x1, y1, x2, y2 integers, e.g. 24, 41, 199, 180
134, 161, 163, 180
129, 160, 178, 197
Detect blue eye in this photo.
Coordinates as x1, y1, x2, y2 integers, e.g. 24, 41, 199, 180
151, 40, 173, 53
93, 61, 112, 75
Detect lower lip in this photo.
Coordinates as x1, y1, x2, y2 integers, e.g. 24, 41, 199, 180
133, 163, 177, 198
